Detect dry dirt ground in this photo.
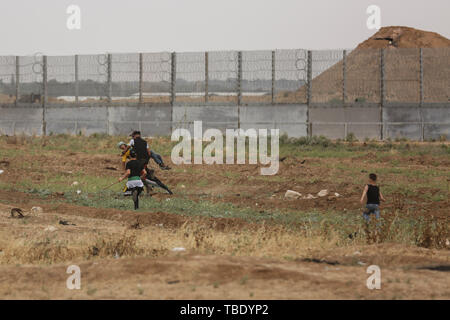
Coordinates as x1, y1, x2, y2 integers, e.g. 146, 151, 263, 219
0, 198, 449, 300
0, 138, 449, 299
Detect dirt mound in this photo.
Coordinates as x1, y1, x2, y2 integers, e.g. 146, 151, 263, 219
358, 26, 450, 49
295, 26, 450, 104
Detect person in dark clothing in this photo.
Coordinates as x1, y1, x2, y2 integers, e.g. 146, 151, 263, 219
128, 131, 171, 170
118, 150, 145, 210
144, 167, 173, 195
360, 173, 386, 223
129, 131, 151, 168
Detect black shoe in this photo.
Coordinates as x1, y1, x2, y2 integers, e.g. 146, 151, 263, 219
160, 165, 171, 170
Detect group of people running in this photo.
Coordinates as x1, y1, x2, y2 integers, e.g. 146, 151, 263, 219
117, 130, 173, 210
116, 131, 386, 223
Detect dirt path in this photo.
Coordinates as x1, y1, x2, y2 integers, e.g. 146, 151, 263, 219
0, 199, 449, 300
1, 253, 449, 300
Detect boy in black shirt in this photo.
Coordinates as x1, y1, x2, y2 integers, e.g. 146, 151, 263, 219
119, 150, 145, 210
360, 173, 386, 223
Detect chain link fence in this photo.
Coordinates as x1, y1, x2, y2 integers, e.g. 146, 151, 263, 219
385, 48, 421, 103
141, 52, 172, 104
310, 50, 344, 104
47, 55, 76, 103
17, 55, 43, 103
207, 51, 239, 104
0, 48, 449, 106
275, 49, 308, 104
423, 48, 450, 103
0, 56, 16, 104
345, 49, 381, 104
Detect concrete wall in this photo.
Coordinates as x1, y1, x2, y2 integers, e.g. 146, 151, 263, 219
109, 105, 172, 136
0, 105, 43, 135
309, 106, 381, 139
383, 105, 450, 140
172, 105, 238, 133
46, 105, 108, 136
0, 103, 448, 140
171, 104, 308, 137
240, 105, 308, 137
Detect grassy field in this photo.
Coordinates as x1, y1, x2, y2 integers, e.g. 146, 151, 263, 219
0, 134, 449, 299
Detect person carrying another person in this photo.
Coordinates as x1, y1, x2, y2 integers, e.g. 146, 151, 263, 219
117, 136, 173, 195
127, 131, 171, 170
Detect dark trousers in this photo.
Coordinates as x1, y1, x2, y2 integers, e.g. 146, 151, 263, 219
150, 151, 164, 166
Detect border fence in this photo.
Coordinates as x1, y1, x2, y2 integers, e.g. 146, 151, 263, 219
0, 48, 449, 139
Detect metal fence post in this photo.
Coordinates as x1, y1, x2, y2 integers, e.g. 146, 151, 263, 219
380, 49, 385, 140
421, 122, 425, 142
271, 50, 275, 105
307, 50, 312, 137
107, 53, 112, 103
139, 53, 143, 104
342, 50, 347, 104
170, 52, 176, 106
74, 55, 79, 104
237, 51, 242, 129
419, 48, 424, 107
42, 55, 47, 136
237, 51, 242, 106
205, 52, 209, 103
15, 56, 19, 105
170, 52, 176, 133
419, 48, 424, 141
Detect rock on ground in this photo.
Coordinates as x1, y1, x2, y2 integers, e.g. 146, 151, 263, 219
284, 190, 302, 199
31, 206, 43, 214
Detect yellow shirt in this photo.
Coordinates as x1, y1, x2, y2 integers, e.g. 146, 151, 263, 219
122, 149, 131, 192
122, 149, 131, 163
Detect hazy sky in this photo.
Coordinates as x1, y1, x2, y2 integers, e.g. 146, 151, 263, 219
0, 0, 448, 55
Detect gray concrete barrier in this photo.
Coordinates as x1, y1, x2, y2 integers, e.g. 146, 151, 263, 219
0, 103, 448, 140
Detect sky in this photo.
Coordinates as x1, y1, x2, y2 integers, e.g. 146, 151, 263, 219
0, 0, 448, 55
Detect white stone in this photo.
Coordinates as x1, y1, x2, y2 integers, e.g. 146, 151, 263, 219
171, 247, 186, 252
317, 189, 329, 197
334, 192, 341, 197
284, 190, 302, 199
31, 206, 43, 214
0, 170, 4, 175
72, 181, 79, 186
76, 190, 81, 195
304, 194, 317, 200
44, 226, 57, 232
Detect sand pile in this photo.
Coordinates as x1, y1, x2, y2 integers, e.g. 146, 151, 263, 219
357, 26, 450, 49
291, 27, 450, 104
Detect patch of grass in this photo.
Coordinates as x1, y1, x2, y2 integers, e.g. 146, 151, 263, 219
87, 288, 97, 296
240, 275, 249, 285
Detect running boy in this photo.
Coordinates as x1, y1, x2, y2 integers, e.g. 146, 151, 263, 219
118, 150, 145, 210
360, 173, 386, 222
